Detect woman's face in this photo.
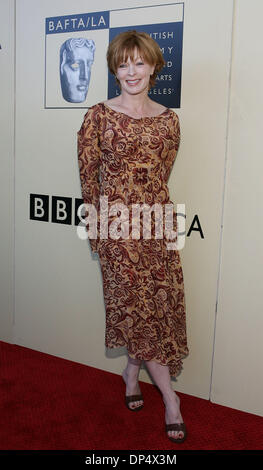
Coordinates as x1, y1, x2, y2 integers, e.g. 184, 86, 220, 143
116, 48, 155, 95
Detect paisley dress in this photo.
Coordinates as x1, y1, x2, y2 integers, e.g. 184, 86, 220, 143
77, 101, 189, 378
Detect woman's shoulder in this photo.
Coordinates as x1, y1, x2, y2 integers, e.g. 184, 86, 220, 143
144, 101, 179, 122
168, 109, 180, 140
81, 102, 104, 125
84, 102, 103, 115
169, 108, 179, 120
151, 101, 168, 114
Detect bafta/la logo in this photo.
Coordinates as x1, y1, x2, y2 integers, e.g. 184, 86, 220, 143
76, 195, 186, 250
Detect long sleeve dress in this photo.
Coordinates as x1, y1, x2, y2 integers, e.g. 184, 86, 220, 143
77, 101, 189, 378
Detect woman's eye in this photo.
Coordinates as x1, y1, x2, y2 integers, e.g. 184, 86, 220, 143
137, 62, 144, 65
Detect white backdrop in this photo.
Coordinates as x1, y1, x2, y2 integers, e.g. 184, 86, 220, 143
0, 0, 263, 415
0, 0, 14, 342
6, 0, 263, 414
210, 0, 263, 416
13, 0, 233, 400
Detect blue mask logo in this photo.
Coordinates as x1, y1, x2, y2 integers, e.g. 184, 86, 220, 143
59, 38, 95, 103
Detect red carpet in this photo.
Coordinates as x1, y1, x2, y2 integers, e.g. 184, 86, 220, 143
1, 341, 262, 450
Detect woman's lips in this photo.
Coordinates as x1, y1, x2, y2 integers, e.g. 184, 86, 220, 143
126, 79, 140, 86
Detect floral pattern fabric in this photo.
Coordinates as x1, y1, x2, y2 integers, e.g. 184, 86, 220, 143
77, 102, 189, 378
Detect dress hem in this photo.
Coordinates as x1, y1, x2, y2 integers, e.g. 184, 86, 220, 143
105, 341, 189, 379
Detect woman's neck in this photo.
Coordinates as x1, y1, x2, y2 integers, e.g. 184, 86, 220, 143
116, 92, 153, 114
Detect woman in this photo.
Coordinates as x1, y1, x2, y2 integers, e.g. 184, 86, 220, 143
77, 30, 189, 443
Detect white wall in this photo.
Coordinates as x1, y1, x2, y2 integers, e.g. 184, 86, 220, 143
211, 0, 263, 417
0, 0, 15, 342
12, 0, 233, 402
1, 0, 262, 416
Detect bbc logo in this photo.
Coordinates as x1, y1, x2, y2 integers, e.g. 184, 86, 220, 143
29, 194, 84, 225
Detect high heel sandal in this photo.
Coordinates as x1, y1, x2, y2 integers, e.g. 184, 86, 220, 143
125, 393, 144, 412
165, 393, 187, 443
123, 356, 144, 412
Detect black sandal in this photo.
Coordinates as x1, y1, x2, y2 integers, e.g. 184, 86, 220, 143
165, 422, 187, 443
125, 394, 144, 411
165, 393, 187, 443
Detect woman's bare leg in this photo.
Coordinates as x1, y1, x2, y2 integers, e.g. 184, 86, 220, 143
122, 354, 144, 410
144, 359, 185, 440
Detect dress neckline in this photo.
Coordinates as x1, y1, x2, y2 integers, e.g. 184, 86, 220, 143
100, 101, 170, 120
